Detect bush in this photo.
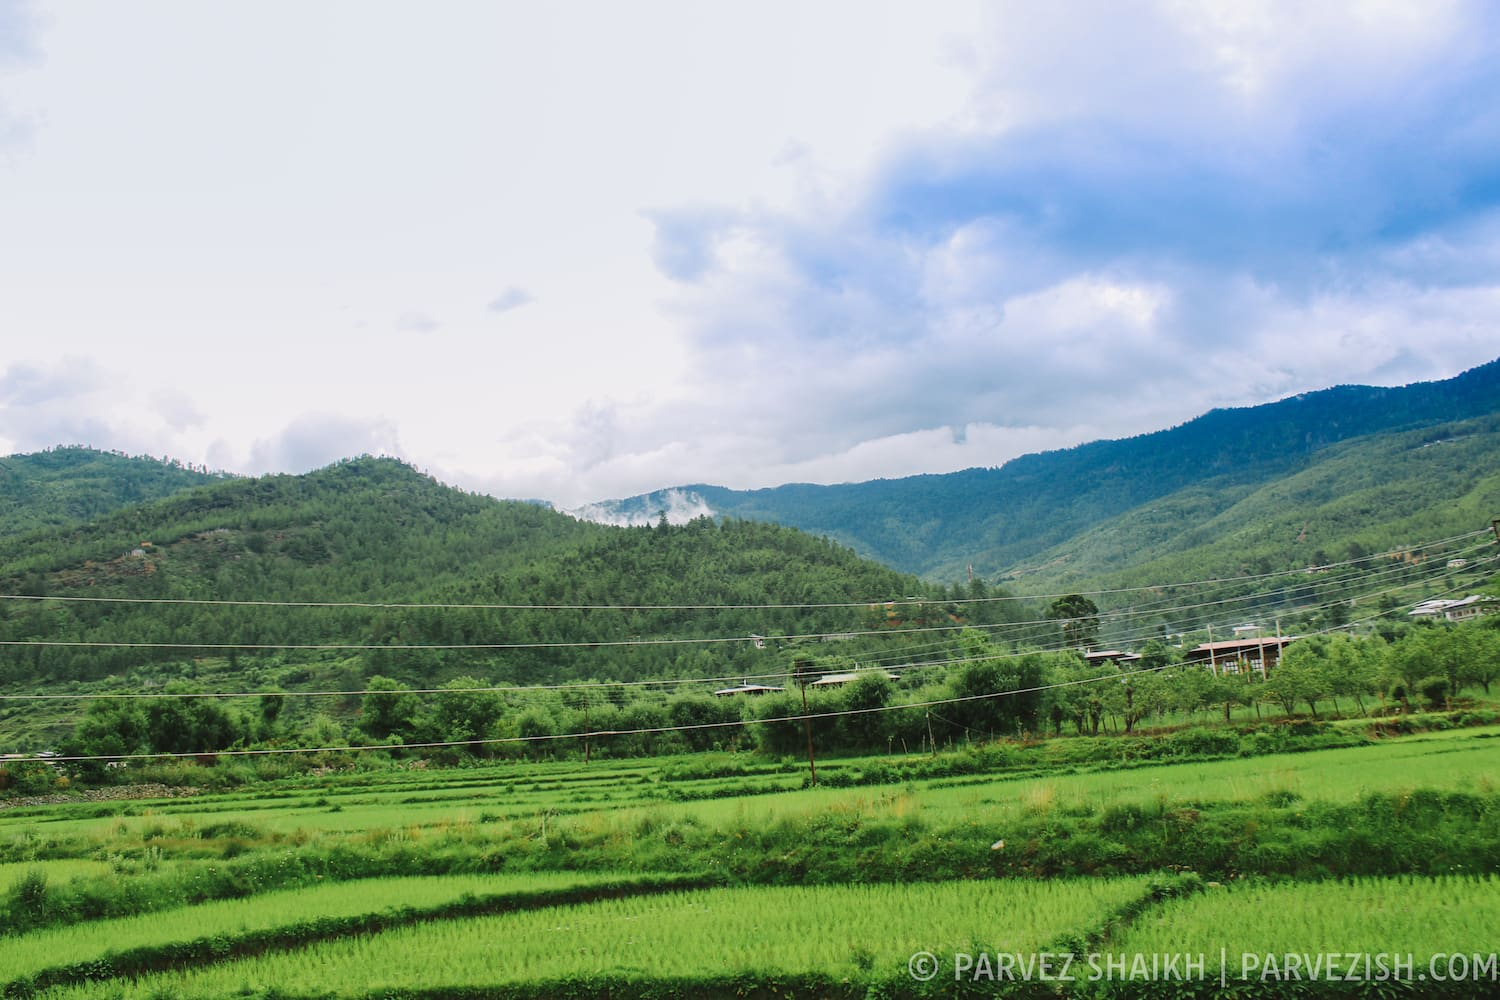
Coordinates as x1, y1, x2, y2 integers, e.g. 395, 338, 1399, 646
1418, 676, 1450, 710
0, 760, 59, 796
1169, 727, 1239, 757
10, 867, 50, 918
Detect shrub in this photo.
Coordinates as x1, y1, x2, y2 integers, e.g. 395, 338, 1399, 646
0, 760, 60, 795
1169, 727, 1239, 756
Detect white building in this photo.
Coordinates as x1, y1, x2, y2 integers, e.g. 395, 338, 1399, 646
1408, 595, 1499, 622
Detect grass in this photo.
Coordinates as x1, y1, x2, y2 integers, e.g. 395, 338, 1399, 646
1102, 875, 1500, 998
33, 878, 1163, 999
0, 859, 113, 883
8, 725, 1495, 846
0, 871, 705, 994
1118, 873, 1500, 957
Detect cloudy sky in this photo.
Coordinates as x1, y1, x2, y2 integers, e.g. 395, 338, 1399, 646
2, 1, 1499, 507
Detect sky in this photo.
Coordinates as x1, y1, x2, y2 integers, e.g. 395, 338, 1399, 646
2, 1, 1499, 509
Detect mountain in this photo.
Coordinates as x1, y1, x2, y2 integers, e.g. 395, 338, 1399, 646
0, 457, 955, 704
580, 359, 1500, 584
0, 446, 225, 537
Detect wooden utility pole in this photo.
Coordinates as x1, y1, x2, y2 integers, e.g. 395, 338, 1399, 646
793, 659, 817, 785
1271, 618, 1282, 680
582, 691, 591, 765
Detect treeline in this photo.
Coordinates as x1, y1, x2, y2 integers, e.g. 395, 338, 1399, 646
38, 618, 1500, 784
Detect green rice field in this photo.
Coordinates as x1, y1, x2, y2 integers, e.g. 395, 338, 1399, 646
2, 724, 1497, 997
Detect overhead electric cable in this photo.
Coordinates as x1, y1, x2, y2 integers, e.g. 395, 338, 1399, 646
0, 543, 1488, 706
2, 543, 1480, 656
2, 661, 1175, 763
0, 528, 1484, 613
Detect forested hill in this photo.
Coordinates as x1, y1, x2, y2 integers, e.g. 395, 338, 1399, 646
0, 446, 224, 536
588, 358, 1500, 582
0, 457, 961, 698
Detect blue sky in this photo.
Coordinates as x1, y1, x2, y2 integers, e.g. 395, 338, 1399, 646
2, 1, 1498, 507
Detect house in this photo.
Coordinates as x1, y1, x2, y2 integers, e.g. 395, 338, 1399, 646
808, 670, 899, 688
711, 682, 784, 697
1408, 595, 1499, 622
1184, 636, 1296, 675
1082, 650, 1142, 668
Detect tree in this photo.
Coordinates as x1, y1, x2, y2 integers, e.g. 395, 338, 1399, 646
1272, 642, 1332, 718
666, 692, 744, 752
431, 676, 504, 753
360, 675, 420, 740
1048, 595, 1100, 649
1469, 627, 1500, 694
1385, 628, 1439, 698
837, 672, 893, 751
1169, 666, 1215, 722
1129, 671, 1172, 730
1136, 639, 1177, 672
140, 694, 245, 754
1423, 625, 1479, 703
1323, 633, 1382, 716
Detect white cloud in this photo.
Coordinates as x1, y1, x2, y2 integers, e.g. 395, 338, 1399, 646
1, 1, 1498, 511
394, 312, 440, 334
150, 387, 204, 431
245, 413, 403, 476
486, 287, 534, 313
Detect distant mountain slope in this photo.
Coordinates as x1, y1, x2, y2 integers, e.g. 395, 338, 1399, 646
1008, 412, 1500, 593
585, 359, 1500, 583
0, 446, 225, 537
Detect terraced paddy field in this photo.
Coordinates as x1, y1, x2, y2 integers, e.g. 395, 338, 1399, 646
2, 724, 1497, 997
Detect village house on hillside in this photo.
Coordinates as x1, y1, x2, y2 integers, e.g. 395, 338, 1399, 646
809, 669, 900, 688
1082, 650, 1141, 668
1184, 636, 1296, 676
1409, 595, 1499, 623
711, 682, 784, 696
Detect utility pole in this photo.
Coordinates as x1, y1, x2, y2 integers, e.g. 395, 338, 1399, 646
1270, 618, 1281, 680
582, 690, 591, 765
793, 659, 817, 785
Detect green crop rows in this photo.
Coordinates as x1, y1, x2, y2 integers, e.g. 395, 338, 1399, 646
3, 724, 1498, 997
32, 878, 1162, 998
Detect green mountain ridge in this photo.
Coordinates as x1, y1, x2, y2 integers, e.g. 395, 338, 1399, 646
1012, 413, 1500, 594
597, 358, 1500, 585
0, 446, 226, 537
0, 458, 953, 718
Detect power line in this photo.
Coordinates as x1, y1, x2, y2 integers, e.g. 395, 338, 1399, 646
4, 558, 1484, 759
1, 544, 1487, 703
2, 541, 1482, 656
0, 528, 1485, 614
3, 663, 1171, 763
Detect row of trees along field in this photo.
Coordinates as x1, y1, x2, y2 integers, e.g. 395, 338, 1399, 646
48, 616, 1500, 779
